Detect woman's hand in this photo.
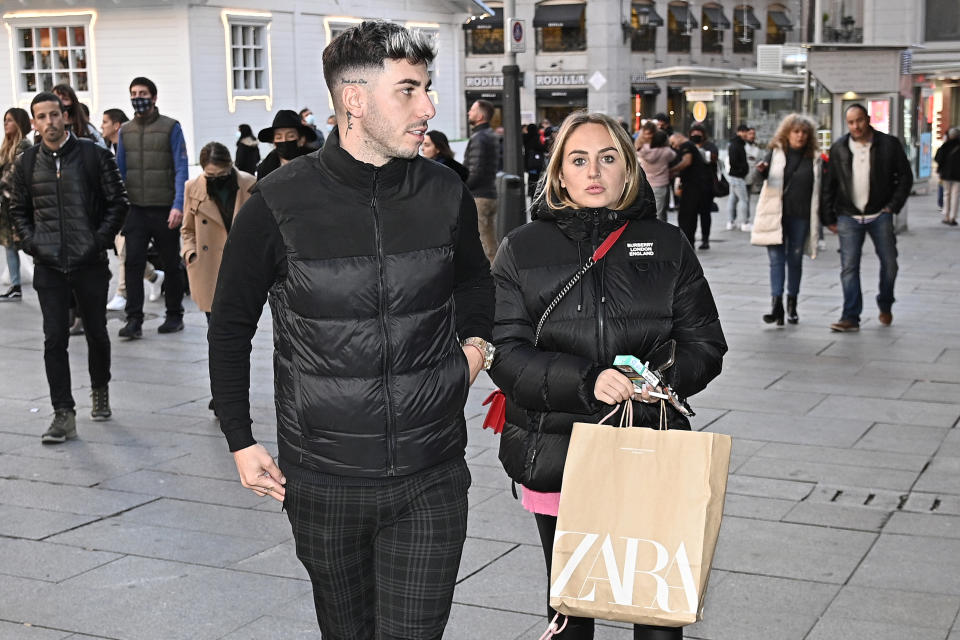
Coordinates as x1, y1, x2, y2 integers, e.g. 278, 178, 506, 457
594, 369, 636, 405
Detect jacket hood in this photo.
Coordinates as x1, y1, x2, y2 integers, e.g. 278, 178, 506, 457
531, 183, 656, 243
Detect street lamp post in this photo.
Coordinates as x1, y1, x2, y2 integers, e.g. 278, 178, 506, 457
501, 0, 523, 177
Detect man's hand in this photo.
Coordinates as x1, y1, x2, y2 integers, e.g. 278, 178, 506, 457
462, 346, 483, 385
827, 224, 838, 234
594, 369, 636, 405
233, 444, 286, 502
168, 208, 183, 229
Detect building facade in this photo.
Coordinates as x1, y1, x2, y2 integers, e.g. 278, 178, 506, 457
0, 0, 484, 163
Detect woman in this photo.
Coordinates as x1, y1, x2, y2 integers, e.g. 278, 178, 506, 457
750, 113, 821, 325
524, 123, 547, 198
421, 130, 469, 182
234, 124, 261, 175
0, 108, 32, 300
52, 84, 107, 148
490, 112, 727, 640
635, 122, 676, 222
181, 141, 255, 318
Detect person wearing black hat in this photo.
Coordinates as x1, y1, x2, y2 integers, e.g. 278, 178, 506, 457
254, 109, 317, 180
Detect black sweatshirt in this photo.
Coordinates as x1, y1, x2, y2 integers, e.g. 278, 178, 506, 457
208, 185, 495, 453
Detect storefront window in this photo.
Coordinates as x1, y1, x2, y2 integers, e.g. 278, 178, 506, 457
630, 2, 663, 53
667, 2, 696, 53
732, 5, 759, 54
463, 9, 504, 56
535, 3, 586, 53
701, 4, 729, 54
925, 0, 960, 41
766, 4, 792, 45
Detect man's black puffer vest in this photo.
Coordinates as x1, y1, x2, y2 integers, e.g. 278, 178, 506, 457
255, 131, 471, 477
490, 189, 727, 492
10, 135, 127, 273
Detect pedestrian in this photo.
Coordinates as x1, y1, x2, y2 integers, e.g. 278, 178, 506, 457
727, 123, 752, 231
208, 20, 494, 638
489, 111, 726, 640
254, 110, 316, 180
8, 92, 128, 443
653, 112, 673, 136
181, 141, 255, 318
934, 127, 960, 226
464, 98, 500, 261
116, 76, 189, 338
234, 124, 260, 174
422, 129, 469, 182
689, 123, 719, 249
52, 84, 107, 148
822, 103, 913, 332
635, 121, 675, 222
523, 123, 547, 198
299, 107, 324, 150
750, 114, 821, 326
669, 131, 713, 249
100, 108, 162, 313
0, 107, 32, 301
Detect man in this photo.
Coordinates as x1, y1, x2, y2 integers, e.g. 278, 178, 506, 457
934, 127, 960, 226
254, 110, 317, 180
653, 112, 674, 136
669, 131, 713, 249
298, 106, 324, 150
101, 108, 162, 312
9, 92, 128, 443
822, 103, 912, 332
464, 98, 500, 261
116, 77, 188, 338
744, 126, 762, 195
209, 21, 494, 638
727, 123, 752, 231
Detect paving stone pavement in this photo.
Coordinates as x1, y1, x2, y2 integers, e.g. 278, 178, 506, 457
0, 193, 958, 640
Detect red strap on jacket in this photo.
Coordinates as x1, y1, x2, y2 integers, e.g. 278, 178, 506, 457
591, 222, 629, 262
482, 389, 506, 434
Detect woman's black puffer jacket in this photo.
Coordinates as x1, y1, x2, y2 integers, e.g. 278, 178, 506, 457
490, 189, 727, 492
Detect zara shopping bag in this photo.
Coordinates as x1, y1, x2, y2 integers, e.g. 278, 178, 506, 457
549, 404, 731, 627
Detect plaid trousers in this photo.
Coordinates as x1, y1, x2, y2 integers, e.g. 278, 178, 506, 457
284, 457, 471, 640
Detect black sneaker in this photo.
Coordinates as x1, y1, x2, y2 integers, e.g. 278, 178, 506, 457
91, 387, 111, 421
0, 285, 21, 301
158, 316, 184, 334
42, 409, 77, 444
119, 319, 142, 339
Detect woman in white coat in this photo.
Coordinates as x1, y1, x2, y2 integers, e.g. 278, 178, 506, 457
750, 114, 820, 325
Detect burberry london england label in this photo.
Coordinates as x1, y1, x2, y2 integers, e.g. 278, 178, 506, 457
627, 241, 655, 258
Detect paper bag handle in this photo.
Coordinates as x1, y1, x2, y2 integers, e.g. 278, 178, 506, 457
599, 400, 668, 430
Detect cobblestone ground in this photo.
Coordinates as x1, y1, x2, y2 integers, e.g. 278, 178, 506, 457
0, 193, 958, 640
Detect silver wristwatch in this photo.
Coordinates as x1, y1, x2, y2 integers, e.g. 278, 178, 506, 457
462, 337, 495, 370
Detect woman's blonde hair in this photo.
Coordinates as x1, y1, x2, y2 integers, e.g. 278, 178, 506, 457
536, 111, 641, 211
769, 113, 819, 158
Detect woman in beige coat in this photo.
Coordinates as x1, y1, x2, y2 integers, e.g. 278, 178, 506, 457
182, 142, 255, 317
750, 114, 820, 325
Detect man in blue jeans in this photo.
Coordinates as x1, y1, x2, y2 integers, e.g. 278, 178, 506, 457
821, 104, 912, 332
726, 123, 752, 231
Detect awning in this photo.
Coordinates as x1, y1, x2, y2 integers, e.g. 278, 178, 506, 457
668, 4, 698, 30
631, 83, 661, 95
534, 3, 585, 29
768, 10, 794, 31
645, 65, 804, 90
632, 3, 665, 27
734, 6, 761, 29
702, 6, 731, 29
463, 8, 502, 30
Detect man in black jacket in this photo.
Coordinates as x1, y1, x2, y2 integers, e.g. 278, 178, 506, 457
9, 93, 128, 443
727, 123, 751, 230
208, 21, 494, 638
822, 104, 913, 332
464, 98, 500, 261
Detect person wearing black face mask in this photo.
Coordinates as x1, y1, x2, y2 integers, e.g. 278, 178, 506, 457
181, 142, 255, 323
254, 110, 317, 180
687, 124, 719, 249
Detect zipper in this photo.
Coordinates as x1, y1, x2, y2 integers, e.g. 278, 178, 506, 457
371, 169, 397, 476
591, 213, 606, 363
55, 153, 66, 270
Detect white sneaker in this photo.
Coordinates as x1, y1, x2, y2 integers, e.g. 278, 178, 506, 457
817, 239, 827, 251
106, 294, 126, 311
740, 222, 753, 232
725, 221, 736, 231
147, 270, 165, 302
